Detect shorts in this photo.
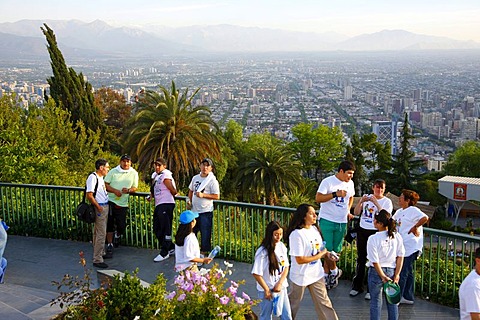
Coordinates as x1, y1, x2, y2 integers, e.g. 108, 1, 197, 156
319, 219, 347, 253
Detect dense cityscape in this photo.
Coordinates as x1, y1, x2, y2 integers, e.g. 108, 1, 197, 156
2, 50, 480, 170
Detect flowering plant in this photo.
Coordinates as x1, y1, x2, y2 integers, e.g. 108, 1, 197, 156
52, 254, 256, 320
162, 261, 256, 320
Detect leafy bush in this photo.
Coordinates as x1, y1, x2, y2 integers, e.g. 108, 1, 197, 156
52, 253, 256, 320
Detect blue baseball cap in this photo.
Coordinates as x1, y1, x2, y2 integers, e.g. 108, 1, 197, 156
179, 210, 199, 224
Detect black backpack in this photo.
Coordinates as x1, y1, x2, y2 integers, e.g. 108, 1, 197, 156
75, 173, 99, 223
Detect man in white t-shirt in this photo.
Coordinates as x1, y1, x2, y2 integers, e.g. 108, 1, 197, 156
315, 160, 355, 289
86, 159, 110, 269
459, 247, 480, 320
188, 158, 220, 254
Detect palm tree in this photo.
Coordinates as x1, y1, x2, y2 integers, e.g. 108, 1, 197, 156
122, 81, 221, 184
235, 144, 304, 206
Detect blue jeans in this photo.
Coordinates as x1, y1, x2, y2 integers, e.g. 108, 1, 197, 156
258, 288, 292, 320
399, 251, 419, 301
193, 211, 213, 252
368, 267, 398, 320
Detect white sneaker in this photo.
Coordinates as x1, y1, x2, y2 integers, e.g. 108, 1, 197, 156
400, 297, 414, 305
364, 293, 371, 300
153, 253, 169, 262
349, 289, 360, 297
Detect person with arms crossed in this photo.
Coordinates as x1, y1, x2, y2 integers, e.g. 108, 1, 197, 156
86, 159, 110, 268
147, 157, 177, 262
104, 154, 138, 259
351, 179, 393, 299
315, 160, 356, 289
392, 189, 428, 305
459, 247, 480, 320
188, 158, 220, 255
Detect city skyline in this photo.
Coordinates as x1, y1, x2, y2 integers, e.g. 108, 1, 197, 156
3, 0, 480, 42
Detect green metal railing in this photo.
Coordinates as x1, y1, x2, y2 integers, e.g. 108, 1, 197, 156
1, 182, 479, 307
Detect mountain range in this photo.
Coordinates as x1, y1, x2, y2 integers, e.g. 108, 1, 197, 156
0, 19, 479, 59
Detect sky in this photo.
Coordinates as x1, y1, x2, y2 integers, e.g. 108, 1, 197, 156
3, 0, 480, 42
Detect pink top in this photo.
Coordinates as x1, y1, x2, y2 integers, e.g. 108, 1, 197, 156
153, 169, 176, 204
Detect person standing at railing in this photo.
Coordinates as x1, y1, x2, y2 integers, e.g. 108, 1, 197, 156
86, 159, 110, 269
315, 160, 356, 290
367, 209, 404, 320
392, 189, 428, 305
252, 220, 292, 320
286, 204, 339, 320
104, 154, 139, 259
187, 158, 220, 256
459, 246, 480, 320
147, 157, 177, 262
351, 179, 393, 300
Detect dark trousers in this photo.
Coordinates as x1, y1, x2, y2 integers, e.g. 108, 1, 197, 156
193, 211, 213, 252
352, 227, 377, 292
153, 203, 175, 256
106, 203, 128, 236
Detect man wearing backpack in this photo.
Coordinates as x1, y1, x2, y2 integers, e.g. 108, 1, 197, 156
86, 158, 110, 268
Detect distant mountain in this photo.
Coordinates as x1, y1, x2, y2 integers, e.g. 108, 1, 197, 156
335, 29, 480, 51
142, 24, 348, 52
0, 20, 478, 60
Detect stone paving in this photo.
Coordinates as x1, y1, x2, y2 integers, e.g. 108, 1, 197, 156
0, 235, 460, 319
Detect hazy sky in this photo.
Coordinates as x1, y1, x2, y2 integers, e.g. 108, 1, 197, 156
3, 0, 480, 41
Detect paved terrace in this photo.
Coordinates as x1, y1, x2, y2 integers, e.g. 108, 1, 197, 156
1, 235, 459, 320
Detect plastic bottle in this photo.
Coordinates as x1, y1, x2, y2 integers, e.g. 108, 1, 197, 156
208, 245, 221, 259
320, 240, 327, 251
1, 221, 8, 231
272, 292, 282, 316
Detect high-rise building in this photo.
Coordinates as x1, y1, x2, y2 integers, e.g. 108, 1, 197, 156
372, 120, 398, 155
344, 85, 353, 100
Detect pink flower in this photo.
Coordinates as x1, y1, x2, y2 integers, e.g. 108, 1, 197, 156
174, 275, 185, 286
201, 284, 207, 293
242, 292, 251, 300
165, 291, 176, 300
211, 285, 217, 292
177, 293, 186, 301
235, 297, 245, 304
219, 295, 230, 305
181, 281, 194, 292
227, 286, 237, 296
230, 281, 238, 287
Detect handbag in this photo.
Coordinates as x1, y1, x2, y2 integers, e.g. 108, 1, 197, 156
76, 173, 98, 224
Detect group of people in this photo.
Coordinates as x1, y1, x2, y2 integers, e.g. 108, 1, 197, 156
86, 155, 219, 269
251, 160, 430, 320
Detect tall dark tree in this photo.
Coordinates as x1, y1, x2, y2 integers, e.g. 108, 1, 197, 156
41, 24, 103, 133
389, 113, 424, 194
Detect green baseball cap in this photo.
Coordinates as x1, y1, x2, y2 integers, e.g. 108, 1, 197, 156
383, 281, 401, 304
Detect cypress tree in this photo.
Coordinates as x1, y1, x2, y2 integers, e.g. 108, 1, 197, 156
41, 23, 103, 133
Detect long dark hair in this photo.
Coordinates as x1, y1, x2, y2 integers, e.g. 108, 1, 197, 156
286, 204, 320, 245
175, 222, 193, 246
260, 221, 283, 275
375, 209, 397, 238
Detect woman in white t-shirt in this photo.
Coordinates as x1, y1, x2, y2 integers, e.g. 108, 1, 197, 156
251, 221, 291, 320
367, 209, 405, 320
286, 204, 339, 320
174, 210, 212, 272
392, 189, 429, 304
351, 179, 393, 299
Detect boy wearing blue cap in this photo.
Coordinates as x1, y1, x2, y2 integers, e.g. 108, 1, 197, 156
174, 210, 213, 272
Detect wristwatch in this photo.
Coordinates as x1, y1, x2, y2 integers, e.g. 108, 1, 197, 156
332, 191, 337, 198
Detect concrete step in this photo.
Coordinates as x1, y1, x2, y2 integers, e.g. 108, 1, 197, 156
0, 283, 62, 320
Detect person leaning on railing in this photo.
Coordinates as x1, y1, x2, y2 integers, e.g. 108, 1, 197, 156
459, 246, 480, 320
392, 189, 429, 305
